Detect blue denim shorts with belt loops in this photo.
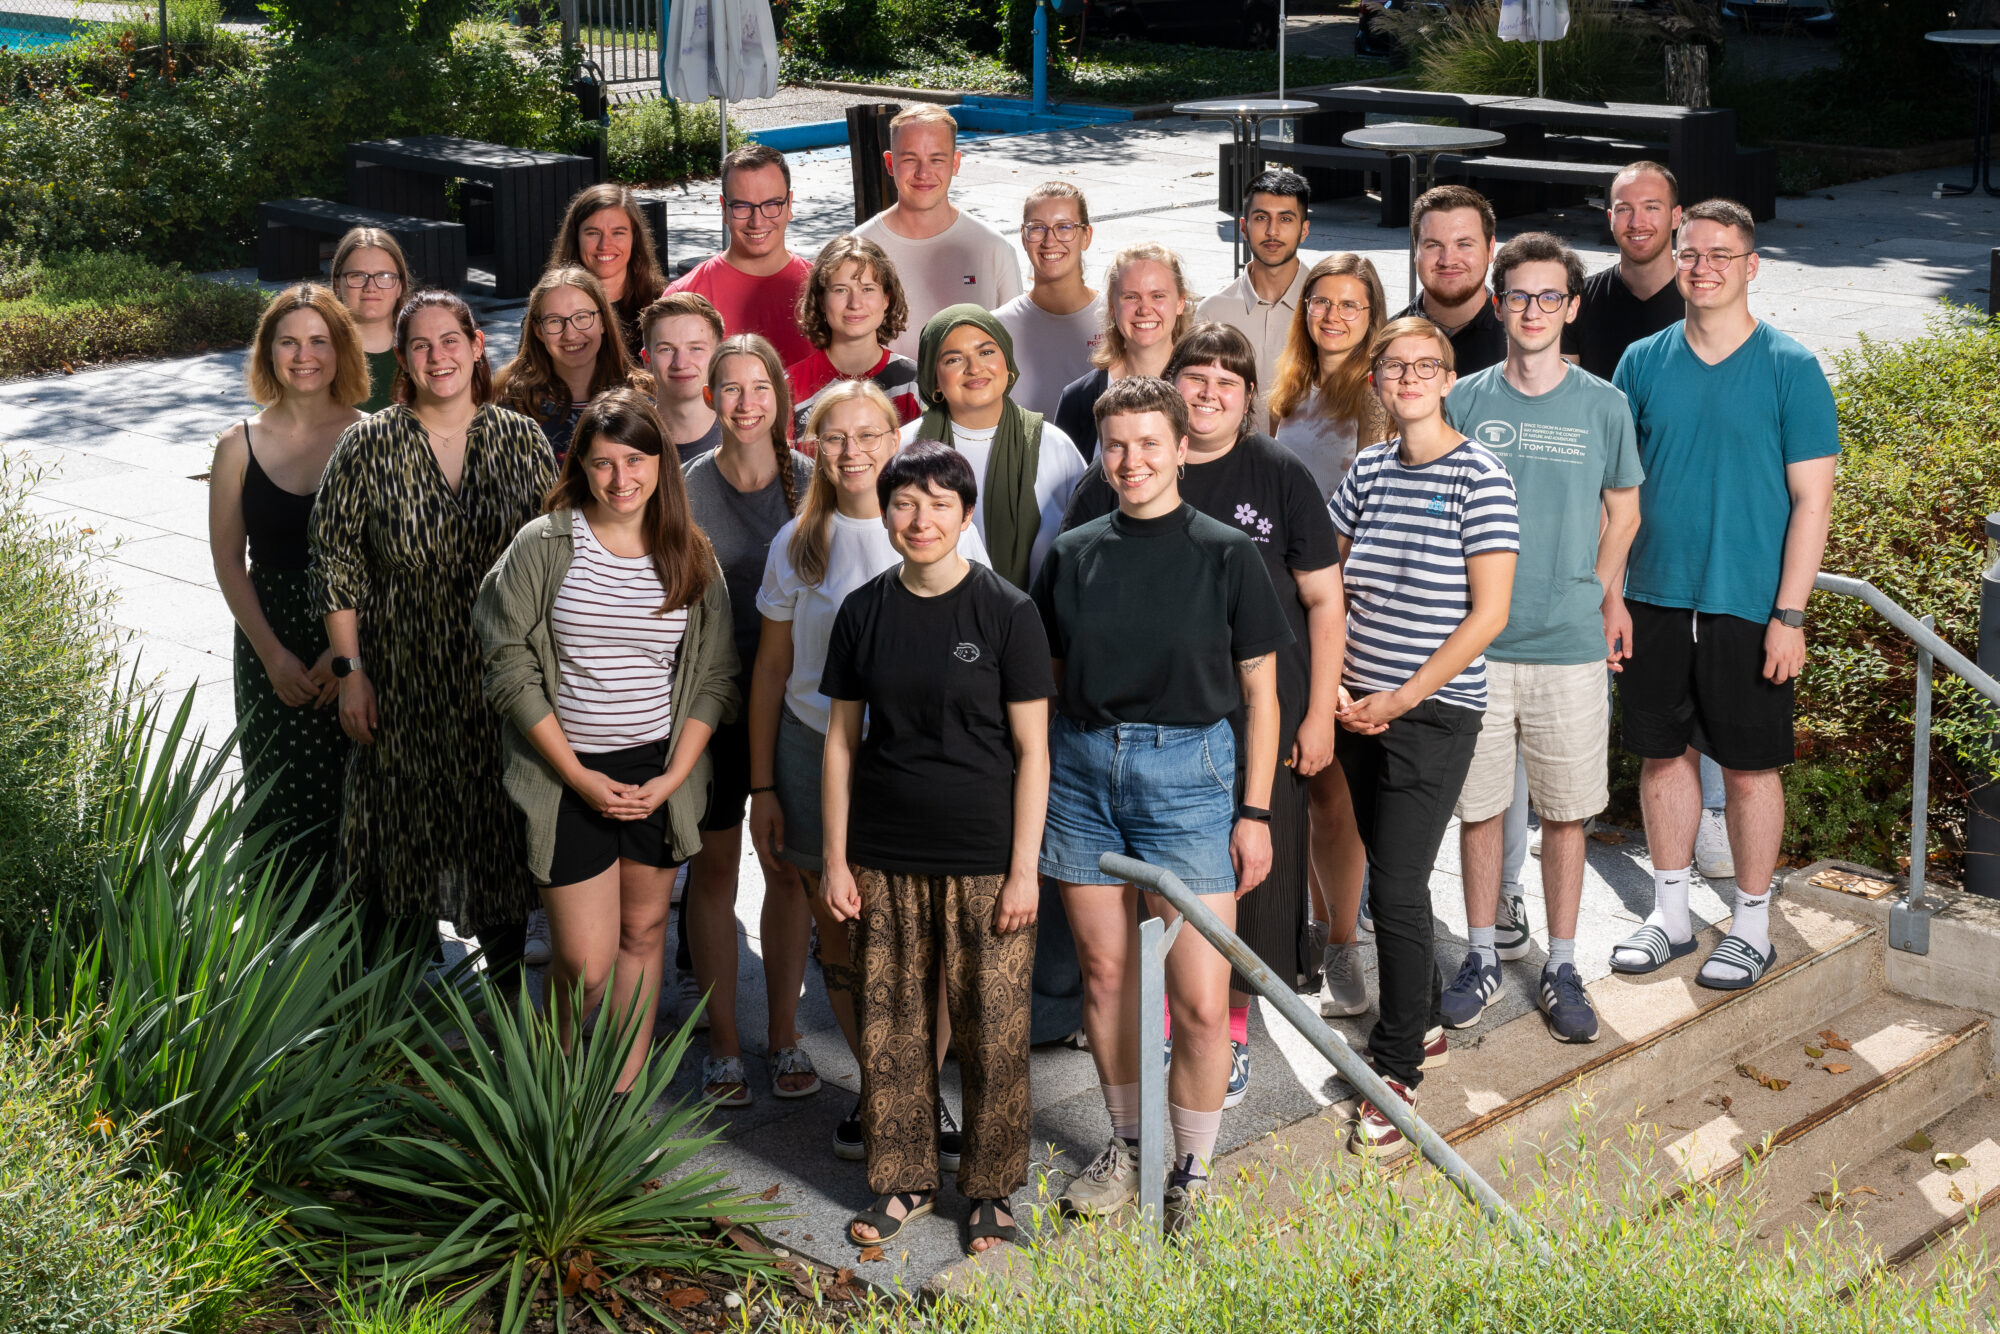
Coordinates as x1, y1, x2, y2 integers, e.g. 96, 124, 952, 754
1038, 714, 1238, 894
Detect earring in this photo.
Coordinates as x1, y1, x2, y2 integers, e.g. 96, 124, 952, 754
1178, 462, 1186, 479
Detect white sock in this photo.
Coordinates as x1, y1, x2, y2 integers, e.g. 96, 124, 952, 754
1467, 925, 1497, 970
1546, 936, 1576, 972
1103, 1082, 1140, 1143
1731, 889, 1771, 954
1169, 1102, 1221, 1178
1647, 866, 1692, 944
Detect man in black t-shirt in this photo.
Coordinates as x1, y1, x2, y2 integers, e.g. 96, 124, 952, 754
1565, 161, 1685, 381
1392, 184, 1507, 376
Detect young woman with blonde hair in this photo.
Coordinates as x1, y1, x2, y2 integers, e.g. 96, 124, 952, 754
495, 266, 650, 464
1051, 241, 1195, 458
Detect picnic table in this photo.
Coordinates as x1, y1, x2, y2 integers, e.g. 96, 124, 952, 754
345, 136, 600, 298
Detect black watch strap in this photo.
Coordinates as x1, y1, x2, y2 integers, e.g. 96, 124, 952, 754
332, 655, 364, 678
1237, 804, 1272, 823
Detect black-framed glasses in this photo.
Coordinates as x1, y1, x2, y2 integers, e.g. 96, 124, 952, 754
1022, 221, 1085, 243
338, 270, 402, 290
818, 427, 897, 452
1375, 357, 1447, 381
535, 310, 599, 337
1500, 289, 1571, 313
1674, 247, 1751, 271
725, 196, 789, 221
1305, 296, 1369, 321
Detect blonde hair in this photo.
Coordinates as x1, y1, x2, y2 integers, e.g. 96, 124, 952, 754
1269, 253, 1390, 444
1368, 315, 1456, 372
247, 284, 369, 409
787, 380, 899, 586
1092, 242, 1195, 372
889, 103, 958, 147
708, 333, 800, 516
1022, 180, 1090, 227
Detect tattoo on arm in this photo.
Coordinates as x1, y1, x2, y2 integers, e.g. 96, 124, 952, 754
1237, 655, 1268, 676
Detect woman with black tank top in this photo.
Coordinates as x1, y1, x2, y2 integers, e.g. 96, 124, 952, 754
209, 284, 369, 903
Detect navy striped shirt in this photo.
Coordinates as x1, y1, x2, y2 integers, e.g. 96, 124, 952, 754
1328, 438, 1520, 712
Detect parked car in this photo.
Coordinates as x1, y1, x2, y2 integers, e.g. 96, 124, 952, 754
1086, 0, 1283, 50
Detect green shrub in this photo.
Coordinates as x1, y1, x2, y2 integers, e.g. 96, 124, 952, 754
1717, 65, 1977, 153
784, 0, 896, 67
608, 96, 737, 186
1382, 0, 1657, 100
1830, 0, 1958, 99
0, 455, 119, 961
0, 250, 265, 375
259, 0, 480, 44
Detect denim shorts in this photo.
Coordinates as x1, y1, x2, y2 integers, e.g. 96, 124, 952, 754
1039, 714, 1238, 895
773, 704, 825, 874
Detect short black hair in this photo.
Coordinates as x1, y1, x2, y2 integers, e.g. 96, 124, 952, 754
1490, 231, 1586, 297
1244, 168, 1311, 214
877, 440, 978, 513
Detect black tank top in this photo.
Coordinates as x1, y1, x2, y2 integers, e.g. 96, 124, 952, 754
241, 422, 316, 571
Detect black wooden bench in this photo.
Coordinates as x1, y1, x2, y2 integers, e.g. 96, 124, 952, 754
256, 198, 468, 289
1225, 140, 1413, 228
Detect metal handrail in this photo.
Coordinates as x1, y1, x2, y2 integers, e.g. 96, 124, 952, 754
1100, 852, 1549, 1257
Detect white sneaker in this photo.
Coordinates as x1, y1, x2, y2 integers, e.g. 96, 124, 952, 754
1695, 808, 1735, 880
677, 972, 710, 1030
522, 909, 552, 967
1062, 1136, 1139, 1217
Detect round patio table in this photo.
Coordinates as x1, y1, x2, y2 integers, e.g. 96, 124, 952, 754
1927, 31, 2000, 199
1343, 122, 1509, 302
1175, 97, 1322, 273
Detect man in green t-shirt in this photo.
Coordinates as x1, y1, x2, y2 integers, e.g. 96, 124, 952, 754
1439, 233, 1644, 1045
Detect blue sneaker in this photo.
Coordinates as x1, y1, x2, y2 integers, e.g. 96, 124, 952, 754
1223, 1039, 1251, 1108
1439, 953, 1503, 1030
1538, 963, 1600, 1043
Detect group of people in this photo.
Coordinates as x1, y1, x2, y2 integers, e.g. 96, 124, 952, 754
207, 100, 1838, 1255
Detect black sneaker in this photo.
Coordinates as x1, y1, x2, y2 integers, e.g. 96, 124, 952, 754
833, 1098, 865, 1161
938, 1100, 962, 1174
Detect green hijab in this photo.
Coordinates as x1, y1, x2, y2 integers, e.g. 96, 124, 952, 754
912, 304, 1045, 590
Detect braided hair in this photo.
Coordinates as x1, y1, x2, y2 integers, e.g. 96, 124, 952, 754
707, 333, 798, 515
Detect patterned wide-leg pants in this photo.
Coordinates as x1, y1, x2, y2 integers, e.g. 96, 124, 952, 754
852, 866, 1036, 1199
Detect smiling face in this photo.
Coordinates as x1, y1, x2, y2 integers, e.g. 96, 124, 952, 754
1674, 216, 1757, 314
1306, 272, 1374, 357
1112, 259, 1184, 354
336, 245, 403, 326
582, 431, 659, 518
1175, 362, 1248, 449
402, 306, 484, 405
1415, 207, 1493, 309
646, 314, 719, 407
578, 207, 633, 295
935, 323, 1009, 418
708, 351, 779, 446
884, 121, 959, 214
816, 397, 899, 505
1021, 194, 1091, 284
535, 283, 603, 379
1099, 409, 1187, 516
1608, 169, 1681, 267
722, 162, 792, 261
1371, 332, 1456, 429
270, 306, 339, 398
1243, 191, 1308, 272
822, 260, 889, 345
1494, 258, 1576, 357
886, 477, 972, 565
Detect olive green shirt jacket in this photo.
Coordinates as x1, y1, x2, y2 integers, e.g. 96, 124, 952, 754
474, 507, 741, 885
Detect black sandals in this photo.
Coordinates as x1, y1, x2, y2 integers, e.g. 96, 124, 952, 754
847, 1190, 934, 1246
965, 1197, 1018, 1255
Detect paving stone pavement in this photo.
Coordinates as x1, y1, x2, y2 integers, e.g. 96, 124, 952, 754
0, 113, 1991, 1290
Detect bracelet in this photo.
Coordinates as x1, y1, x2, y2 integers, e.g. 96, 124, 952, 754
1237, 804, 1272, 823
749, 785, 777, 796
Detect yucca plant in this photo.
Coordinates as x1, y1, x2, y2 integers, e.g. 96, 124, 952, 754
294, 976, 783, 1333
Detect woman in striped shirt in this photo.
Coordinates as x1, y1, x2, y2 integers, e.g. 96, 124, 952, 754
476, 388, 740, 1093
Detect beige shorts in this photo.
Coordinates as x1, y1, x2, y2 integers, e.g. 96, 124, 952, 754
1454, 660, 1610, 824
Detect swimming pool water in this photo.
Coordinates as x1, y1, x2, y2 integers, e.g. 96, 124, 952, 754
0, 25, 76, 50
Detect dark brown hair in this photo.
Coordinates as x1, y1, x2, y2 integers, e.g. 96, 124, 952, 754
547, 184, 665, 339
1490, 232, 1587, 298
721, 142, 792, 194
494, 266, 647, 430
795, 234, 909, 352
638, 291, 725, 346
1094, 373, 1189, 442
546, 388, 713, 611
707, 333, 800, 516
1164, 322, 1260, 442
1410, 183, 1497, 249
247, 283, 369, 409
392, 290, 494, 407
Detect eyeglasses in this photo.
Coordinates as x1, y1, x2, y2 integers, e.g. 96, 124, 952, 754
1674, 248, 1751, 271
818, 428, 896, 452
1305, 296, 1369, 321
1022, 221, 1085, 243
1374, 357, 1447, 381
338, 270, 402, 290
1500, 289, 1572, 313
725, 196, 789, 221
535, 310, 599, 337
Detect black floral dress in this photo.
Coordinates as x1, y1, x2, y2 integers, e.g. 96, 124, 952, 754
310, 403, 556, 927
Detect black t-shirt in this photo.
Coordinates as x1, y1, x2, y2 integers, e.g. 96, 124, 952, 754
1032, 502, 1293, 727
820, 562, 1054, 876
1564, 263, 1684, 381
1053, 366, 1110, 460
1061, 434, 1338, 753
1393, 293, 1507, 376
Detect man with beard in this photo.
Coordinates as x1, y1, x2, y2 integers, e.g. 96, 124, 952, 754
1393, 185, 1506, 376
1197, 168, 1316, 424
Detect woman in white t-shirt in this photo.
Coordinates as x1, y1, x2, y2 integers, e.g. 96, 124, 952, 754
1268, 253, 1391, 501
902, 304, 1085, 590
751, 379, 991, 1155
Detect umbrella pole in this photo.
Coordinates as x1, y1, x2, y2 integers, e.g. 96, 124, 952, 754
720, 96, 729, 172
1279, 0, 1286, 100
1537, 40, 1544, 97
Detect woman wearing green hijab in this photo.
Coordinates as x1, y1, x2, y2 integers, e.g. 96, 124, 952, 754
901, 304, 1088, 589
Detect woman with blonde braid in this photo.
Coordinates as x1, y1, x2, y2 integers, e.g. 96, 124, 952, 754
679, 334, 815, 1106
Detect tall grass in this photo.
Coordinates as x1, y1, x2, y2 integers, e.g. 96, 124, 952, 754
1380, 0, 1658, 101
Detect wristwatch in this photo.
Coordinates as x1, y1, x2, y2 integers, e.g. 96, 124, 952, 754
1772, 607, 1805, 629
331, 656, 365, 678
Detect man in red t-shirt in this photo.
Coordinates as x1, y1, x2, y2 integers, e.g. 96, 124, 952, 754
665, 143, 813, 367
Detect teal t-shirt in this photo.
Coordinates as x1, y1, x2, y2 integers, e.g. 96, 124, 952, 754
1445, 363, 1644, 665
1613, 321, 1840, 624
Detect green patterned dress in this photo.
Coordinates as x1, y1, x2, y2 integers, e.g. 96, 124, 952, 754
310, 404, 557, 927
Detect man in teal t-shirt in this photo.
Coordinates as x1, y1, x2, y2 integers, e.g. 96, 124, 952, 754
1606, 199, 1839, 995
1437, 233, 1643, 1047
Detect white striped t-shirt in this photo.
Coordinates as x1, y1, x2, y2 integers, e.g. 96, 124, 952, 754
552, 511, 688, 752
1328, 438, 1520, 712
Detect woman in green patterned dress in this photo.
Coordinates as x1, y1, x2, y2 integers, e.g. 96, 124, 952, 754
311, 290, 557, 968
209, 284, 366, 909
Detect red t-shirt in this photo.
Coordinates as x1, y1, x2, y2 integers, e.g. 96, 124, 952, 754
784, 347, 922, 446
664, 252, 813, 368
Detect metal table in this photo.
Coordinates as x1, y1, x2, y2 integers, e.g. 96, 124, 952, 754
1174, 97, 1322, 273
1342, 122, 1508, 302
1927, 31, 2000, 199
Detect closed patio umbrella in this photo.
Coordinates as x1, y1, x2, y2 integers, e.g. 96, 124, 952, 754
1498, 0, 1569, 97
663, 0, 779, 170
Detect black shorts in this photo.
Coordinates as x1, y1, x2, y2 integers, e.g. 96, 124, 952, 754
548, 738, 683, 885
699, 713, 752, 833
1619, 599, 1795, 772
